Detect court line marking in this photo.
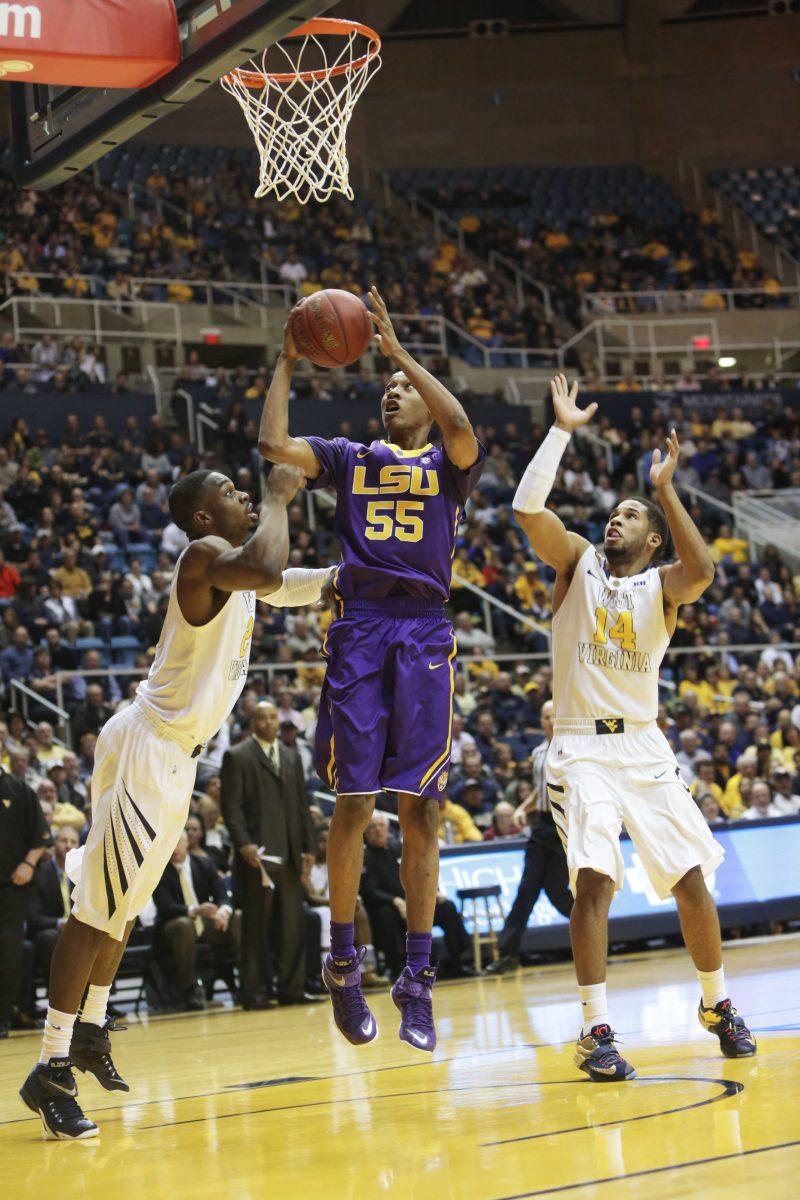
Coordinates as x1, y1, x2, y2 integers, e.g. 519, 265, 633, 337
482, 1076, 742, 1146
489, 1139, 800, 1199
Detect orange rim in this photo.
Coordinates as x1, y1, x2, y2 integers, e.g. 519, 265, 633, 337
222, 17, 381, 88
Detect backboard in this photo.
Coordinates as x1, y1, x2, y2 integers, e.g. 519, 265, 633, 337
8, 0, 335, 189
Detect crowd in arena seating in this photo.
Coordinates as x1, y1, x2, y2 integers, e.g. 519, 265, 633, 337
2, 148, 791, 372
711, 165, 800, 261
0, 357, 797, 1017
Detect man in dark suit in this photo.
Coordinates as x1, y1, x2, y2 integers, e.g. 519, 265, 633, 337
152, 831, 241, 1011
361, 812, 474, 978
221, 700, 318, 1008
26, 825, 80, 985
0, 770, 51, 1037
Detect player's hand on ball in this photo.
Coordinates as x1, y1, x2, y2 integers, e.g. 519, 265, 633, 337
265, 462, 306, 504
368, 286, 402, 358
551, 374, 597, 432
650, 428, 680, 490
281, 307, 303, 363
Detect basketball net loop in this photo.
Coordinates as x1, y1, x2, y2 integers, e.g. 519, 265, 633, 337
221, 18, 381, 205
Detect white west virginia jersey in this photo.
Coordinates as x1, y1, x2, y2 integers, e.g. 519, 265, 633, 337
551, 545, 669, 723
135, 549, 256, 748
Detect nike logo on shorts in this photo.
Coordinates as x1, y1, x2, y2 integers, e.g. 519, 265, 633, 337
654, 769, 669, 779
428, 662, 444, 670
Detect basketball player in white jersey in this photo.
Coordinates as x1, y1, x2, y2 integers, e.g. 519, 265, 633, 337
20, 462, 333, 1139
513, 375, 756, 1081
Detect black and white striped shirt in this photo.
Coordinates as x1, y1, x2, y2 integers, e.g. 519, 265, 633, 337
531, 740, 550, 813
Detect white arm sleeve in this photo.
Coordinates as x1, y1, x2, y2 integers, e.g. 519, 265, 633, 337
512, 426, 572, 514
258, 567, 332, 608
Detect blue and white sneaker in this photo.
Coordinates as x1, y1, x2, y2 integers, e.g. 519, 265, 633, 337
574, 1024, 636, 1082
698, 998, 757, 1058
391, 965, 437, 1053
322, 947, 378, 1046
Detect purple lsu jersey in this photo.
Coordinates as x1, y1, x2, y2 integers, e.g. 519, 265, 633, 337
303, 437, 486, 600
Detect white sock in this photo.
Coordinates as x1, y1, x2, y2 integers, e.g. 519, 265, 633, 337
579, 983, 609, 1035
39, 1008, 77, 1064
80, 984, 111, 1028
697, 966, 726, 1009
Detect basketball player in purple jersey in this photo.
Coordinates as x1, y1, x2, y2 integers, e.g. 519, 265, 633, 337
260, 287, 485, 1052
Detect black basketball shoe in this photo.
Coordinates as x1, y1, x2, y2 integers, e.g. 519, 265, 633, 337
71, 1019, 130, 1092
698, 998, 757, 1058
19, 1058, 99, 1140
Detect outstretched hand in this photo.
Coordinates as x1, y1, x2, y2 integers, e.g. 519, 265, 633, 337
551, 374, 597, 433
368, 286, 402, 358
650, 428, 680, 490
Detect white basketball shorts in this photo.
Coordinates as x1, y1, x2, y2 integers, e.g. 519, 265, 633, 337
545, 723, 724, 900
67, 705, 197, 940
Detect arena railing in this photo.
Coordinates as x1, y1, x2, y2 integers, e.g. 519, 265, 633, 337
46, 642, 799, 749
0, 295, 183, 350
559, 316, 800, 382
9, 679, 71, 733
583, 287, 800, 316
3, 271, 293, 315
486, 251, 553, 322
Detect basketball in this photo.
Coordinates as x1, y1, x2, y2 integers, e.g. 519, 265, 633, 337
290, 289, 373, 368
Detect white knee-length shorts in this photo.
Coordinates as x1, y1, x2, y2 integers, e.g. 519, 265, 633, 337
546, 723, 724, 900
67, 705, 198, 940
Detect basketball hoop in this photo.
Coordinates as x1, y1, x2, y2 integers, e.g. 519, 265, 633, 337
221, 18, 381, 205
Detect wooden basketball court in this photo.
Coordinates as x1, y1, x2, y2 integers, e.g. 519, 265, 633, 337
2, 936, 798, 1199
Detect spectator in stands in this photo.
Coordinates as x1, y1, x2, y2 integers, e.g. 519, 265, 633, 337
71, 684, 114, 744
742, 780, 781, 820
361, 812, 474, 977
108, 488, 143, 549
483, 801, 523, 841
52, 548, 92, 601
152, 831, 241, 1012
33, 723, 64, 769
1, 626, 33, 686
0, 550, 21, 599
772, 768, 800, 816
438, 794, 482, 844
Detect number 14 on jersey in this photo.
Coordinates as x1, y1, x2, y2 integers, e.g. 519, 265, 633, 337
594, 606, 637, 651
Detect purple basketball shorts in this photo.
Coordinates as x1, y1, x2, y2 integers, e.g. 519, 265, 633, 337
314, 598, 456, 798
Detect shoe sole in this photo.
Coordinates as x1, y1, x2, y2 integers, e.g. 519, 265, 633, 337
72, 1062, 131, 1092
19, 1086, 99, 1140
577, 1062, 637, 1082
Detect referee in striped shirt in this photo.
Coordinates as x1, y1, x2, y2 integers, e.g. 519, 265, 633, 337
486, 700, 573, 973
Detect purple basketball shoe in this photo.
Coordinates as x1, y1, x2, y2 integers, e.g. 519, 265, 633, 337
391, 964, 437, 1053
322, 947, 378, 1046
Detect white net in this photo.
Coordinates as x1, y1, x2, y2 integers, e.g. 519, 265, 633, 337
221, 20, 381, 205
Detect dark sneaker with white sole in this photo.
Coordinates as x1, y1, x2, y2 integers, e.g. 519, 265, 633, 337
70, 1020, 129, 1092
19, 1058, 99, 1140
698, 998, 757, 1058
322, 947, 378, 1046
391, 964, 437, 1053
574, 1024, 637, 1082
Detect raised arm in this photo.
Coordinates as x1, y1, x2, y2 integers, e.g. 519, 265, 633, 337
178, 464, 303, 616
512, 374, 593, 575
369, 286, 479, 469
258, 315, 323, 478
651, 430, 716, 608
